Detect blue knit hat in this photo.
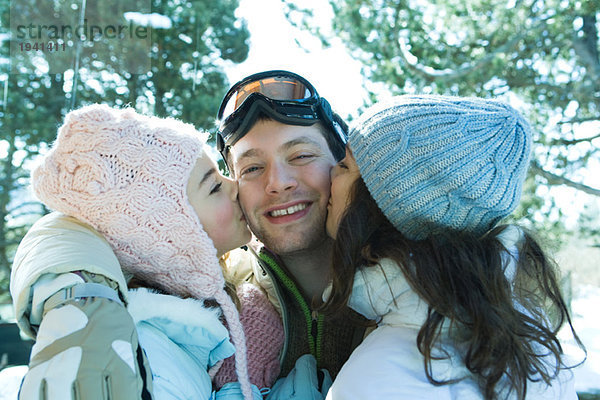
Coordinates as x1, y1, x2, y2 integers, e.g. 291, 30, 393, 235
348, 95, 532, 240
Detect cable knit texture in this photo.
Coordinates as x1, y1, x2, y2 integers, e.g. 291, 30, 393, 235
214, 283, 284, 390
31, 104, 253, 400
349, 95, 532, 239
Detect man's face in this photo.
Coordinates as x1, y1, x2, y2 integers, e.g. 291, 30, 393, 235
230, 120, 336, 255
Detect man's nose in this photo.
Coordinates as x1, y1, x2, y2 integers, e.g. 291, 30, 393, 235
265, 162, 298, 194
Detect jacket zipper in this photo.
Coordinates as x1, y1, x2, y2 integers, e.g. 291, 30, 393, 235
251, 249, 289, 365
311, 310, 318, 340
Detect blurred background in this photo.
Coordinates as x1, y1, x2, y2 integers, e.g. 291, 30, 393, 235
0, 0, 598, 397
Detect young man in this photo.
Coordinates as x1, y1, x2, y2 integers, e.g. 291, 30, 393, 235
217, 71, 367, 380
9, 70, 364, 399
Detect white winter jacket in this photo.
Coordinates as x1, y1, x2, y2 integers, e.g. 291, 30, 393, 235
326, 226, 577, 400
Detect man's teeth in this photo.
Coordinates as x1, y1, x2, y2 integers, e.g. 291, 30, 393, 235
270, 203, 307, 217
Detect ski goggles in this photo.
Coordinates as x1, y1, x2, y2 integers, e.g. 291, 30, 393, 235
216, 70, 347, 162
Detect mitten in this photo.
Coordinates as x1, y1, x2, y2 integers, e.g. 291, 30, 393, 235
267, 355, 332, 400
19, 286, 153, 400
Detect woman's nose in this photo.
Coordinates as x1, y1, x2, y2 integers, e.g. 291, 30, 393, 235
223, 176, 238, 201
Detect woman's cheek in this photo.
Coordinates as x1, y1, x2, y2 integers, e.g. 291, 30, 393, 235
211, 201, 236, 242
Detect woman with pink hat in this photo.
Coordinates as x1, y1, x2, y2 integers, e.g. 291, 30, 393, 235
19, 104, 284, 400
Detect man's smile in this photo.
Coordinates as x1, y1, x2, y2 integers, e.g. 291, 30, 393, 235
264, 201, 312, 223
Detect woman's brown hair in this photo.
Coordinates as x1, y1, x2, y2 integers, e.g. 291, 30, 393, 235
321, 177, 584, 400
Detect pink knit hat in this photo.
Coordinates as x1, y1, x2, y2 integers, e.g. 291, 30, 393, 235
32, 104, 253, 400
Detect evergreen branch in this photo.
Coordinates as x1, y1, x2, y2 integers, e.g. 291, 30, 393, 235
391, 8, 553, 82
7, 201, 43, 214
550, 132, 600, 146
557, 116, 600, 124
530, 161, 600, 196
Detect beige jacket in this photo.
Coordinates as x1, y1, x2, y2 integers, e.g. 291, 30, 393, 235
10, 212, 129, 338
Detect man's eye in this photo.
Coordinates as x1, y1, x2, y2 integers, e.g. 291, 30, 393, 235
240, 166, 260, 176
210, 182, 222, 194
291, 154, 315, 162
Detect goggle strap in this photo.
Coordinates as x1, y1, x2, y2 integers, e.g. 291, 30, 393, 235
318, 98, 347, 145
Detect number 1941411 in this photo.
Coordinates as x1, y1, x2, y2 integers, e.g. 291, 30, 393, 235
19, 42, 67, 52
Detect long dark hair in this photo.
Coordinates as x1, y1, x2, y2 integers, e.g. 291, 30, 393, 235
321, 177, 584, 400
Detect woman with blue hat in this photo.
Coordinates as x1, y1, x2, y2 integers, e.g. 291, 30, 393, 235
323, 95, 584, 399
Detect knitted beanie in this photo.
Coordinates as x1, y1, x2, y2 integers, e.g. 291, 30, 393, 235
32, 104, 254, 400
213, 283, 284, 390
348, 95, 532, 240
